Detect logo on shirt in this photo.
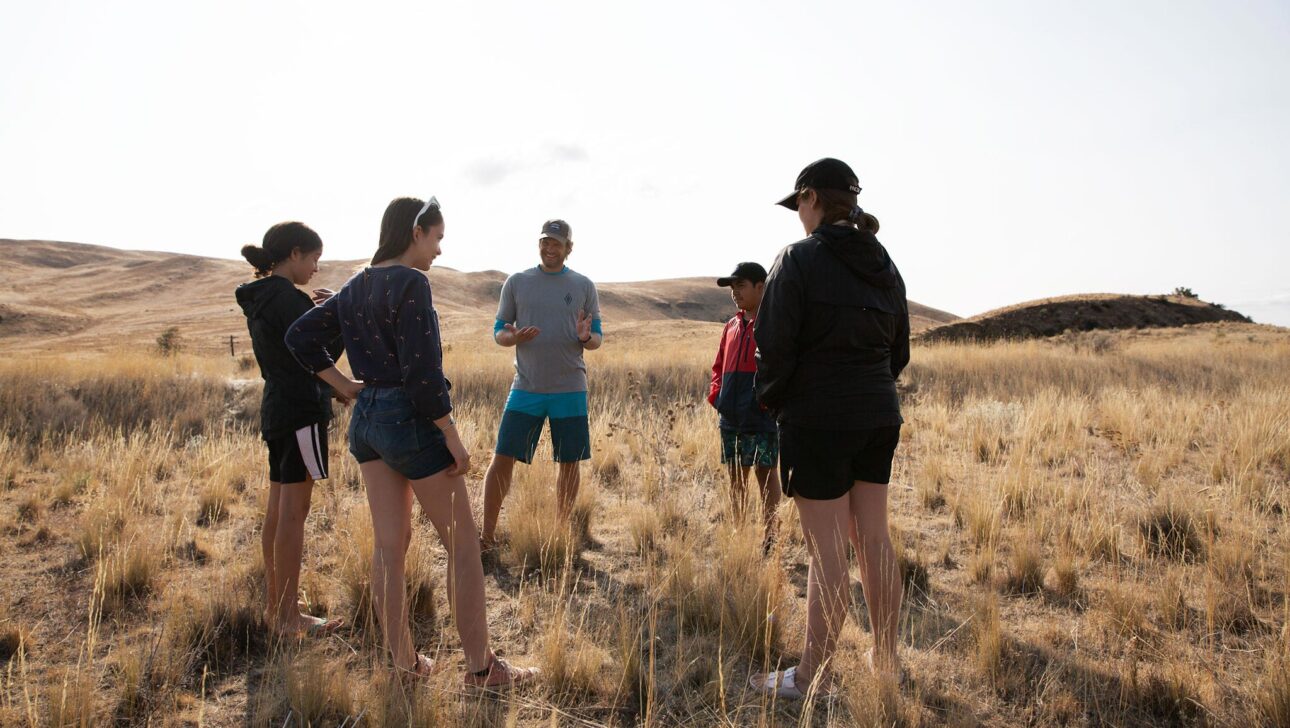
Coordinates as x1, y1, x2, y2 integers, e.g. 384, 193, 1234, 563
564, 293, 573, 306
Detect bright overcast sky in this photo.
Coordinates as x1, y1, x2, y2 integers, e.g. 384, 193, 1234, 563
2, 1, 1287, 324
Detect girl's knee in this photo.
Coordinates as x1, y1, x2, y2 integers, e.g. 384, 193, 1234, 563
851, 532, 894, 558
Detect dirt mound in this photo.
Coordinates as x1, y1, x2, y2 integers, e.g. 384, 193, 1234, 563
917, 294, 1251, 344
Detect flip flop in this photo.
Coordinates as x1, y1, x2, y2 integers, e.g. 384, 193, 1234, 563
299, 615, 344, 638
749, 666, 807, 699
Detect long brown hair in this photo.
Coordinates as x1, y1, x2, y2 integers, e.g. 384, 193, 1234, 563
371, 197, 443, 265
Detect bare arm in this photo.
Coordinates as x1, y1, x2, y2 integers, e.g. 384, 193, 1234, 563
315, 366, 364, 404
433, 413, 472, 476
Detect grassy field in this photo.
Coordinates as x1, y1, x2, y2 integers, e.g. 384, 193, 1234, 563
0, 323, 1287, 726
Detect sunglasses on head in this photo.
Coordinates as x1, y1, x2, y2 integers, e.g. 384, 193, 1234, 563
412, 196, 440, 232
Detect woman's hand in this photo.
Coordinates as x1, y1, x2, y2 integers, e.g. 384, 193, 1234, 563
311, 288, 335, 304
317, 367, 364, 406
331, 378, 364, 406
436, 415, 472, 476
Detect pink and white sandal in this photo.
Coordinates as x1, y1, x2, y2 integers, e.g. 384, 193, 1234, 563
749, 666, 807, 699
463, 654, 539, 690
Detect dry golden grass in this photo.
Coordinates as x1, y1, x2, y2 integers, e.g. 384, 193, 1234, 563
0, 322, 1286, 726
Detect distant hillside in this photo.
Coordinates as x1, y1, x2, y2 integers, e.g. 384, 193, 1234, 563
917, 293, 1252, 344
0, 239, 958, 354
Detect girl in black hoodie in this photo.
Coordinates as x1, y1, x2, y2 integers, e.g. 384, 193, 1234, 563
235, 222, 344, 636
750, 159, 910, 698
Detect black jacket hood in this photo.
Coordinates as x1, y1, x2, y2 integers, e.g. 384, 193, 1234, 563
811, 224, 901, 289
236, 275, 296, 319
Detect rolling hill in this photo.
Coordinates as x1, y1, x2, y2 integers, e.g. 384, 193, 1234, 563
0, 239, 959, 354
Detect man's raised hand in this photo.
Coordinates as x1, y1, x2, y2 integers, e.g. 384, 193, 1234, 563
504, 323, 541, 344
576, 310, 593, 342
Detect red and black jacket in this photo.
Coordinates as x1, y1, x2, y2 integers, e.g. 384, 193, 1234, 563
708, 310, 777, 433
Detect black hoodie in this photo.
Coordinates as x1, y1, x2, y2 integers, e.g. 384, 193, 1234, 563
753, 223, 910, 429
235, 276, 342, 439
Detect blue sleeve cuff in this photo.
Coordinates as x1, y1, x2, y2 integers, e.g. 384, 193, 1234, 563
493, 319, 507, 334
591, 318, 603, 336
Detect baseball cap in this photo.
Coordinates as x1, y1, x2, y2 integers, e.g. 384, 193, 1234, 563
717, 262, 768, 287
539, 219, 572, 246
775, 158, 862, 210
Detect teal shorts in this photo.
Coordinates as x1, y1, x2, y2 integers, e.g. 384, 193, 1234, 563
495, 390, 591, 464
720, 429, 779, 469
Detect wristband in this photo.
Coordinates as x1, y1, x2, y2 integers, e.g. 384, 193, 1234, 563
579, 334, 592, 344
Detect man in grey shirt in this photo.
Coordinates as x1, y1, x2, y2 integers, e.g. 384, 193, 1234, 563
482, 219, 603, 548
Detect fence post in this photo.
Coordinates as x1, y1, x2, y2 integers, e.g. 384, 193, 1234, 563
229, 335, 235, 358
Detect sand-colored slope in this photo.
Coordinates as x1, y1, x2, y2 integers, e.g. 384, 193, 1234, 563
0, 239, 958, 354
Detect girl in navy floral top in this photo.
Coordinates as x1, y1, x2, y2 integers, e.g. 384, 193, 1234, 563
286, 197, 537, 688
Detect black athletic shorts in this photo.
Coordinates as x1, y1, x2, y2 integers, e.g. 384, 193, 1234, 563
779, 424, 901, 500
265, 422, 329, 484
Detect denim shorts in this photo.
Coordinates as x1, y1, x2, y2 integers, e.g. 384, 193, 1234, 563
348, 387, 454, 480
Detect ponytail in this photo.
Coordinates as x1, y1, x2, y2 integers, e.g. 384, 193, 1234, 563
815, 188, 881, 235
848, 205, 880, 235
241, 221, 322, 278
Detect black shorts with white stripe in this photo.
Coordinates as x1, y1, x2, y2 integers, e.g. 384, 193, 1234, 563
265, 423, 329, 484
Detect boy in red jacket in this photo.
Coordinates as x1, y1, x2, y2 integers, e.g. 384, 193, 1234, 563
709, 262, 781, 548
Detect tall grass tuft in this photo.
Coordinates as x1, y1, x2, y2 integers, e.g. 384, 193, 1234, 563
1138, 499, 1207, 562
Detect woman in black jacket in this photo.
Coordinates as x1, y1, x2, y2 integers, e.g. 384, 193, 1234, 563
235, 222, 344, 636
750, 159, 910, 698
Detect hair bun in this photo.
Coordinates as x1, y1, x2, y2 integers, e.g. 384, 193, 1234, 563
241, 244, 273, 274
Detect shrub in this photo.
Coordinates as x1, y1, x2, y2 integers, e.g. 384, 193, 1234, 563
155, 326, 184, 355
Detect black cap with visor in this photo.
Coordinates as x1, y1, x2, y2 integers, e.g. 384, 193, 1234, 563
775, 158, 862, 210
717, 262, 768, 287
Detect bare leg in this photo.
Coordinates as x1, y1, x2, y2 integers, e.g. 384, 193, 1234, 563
272, 479, 315, 630
360, 460, 416, 671
410, 469, 491, 673
726, 463, 751, 524
262, 482, 282, 622
849, 482, 902, 673
556, 461, 581, 520
753, 465, 781, 544
793, 494, 852, 687
481, 454, 517, 544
